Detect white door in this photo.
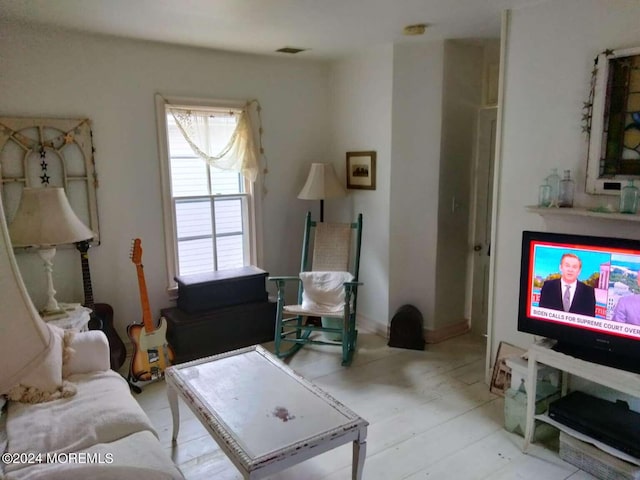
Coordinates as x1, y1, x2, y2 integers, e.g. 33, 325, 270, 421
470, 107, 498, 336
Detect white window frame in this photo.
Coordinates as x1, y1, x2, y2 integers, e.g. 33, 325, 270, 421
155, 94, 263, 294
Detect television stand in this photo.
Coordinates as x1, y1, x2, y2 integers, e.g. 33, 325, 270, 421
551, 341, 640, 375
523, 339, 640, 455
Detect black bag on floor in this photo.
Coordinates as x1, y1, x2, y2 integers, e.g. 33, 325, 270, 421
388, 304, 425, 350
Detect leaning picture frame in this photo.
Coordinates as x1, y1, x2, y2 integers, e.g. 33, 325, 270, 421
346, 151, 376, 190
490, 341, 526, 397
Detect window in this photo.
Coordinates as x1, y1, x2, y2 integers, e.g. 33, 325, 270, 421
156, 96, 258, 288
0, 117, 99, 238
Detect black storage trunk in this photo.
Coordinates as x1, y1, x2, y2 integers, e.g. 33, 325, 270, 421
175, 266, 268, 313
162, 302, 276, 363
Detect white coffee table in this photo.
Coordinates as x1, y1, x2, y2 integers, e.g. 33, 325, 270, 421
165, 345, 368, 479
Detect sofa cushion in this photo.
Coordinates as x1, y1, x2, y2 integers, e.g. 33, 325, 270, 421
5, 370, 155, 473
4, 430, 183, 480
63, 330, 110, 376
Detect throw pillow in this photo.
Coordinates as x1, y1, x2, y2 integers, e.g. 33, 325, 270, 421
300, 271, 354, 313
7, 324, 77, 404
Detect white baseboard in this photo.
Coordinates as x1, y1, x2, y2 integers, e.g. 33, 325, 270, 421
424, 319, 470, 344
357, 314, 388, 338
358, 315, 470, 344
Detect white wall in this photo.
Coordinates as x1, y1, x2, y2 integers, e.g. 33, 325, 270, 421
326, 40, 485, 336
389, 42, 444, 329
327, 46, 394, 332
0, 23, 331, 341
491, 1, 640, 363
435, 40, 484, 330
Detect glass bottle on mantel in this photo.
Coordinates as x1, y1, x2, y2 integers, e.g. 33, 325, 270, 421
558, 169, 574, 207
538, 181, 552, 207
546, 168, 561, 207
620, 180, 639, 214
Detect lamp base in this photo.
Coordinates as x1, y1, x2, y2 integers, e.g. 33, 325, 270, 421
37, 246, 67, 319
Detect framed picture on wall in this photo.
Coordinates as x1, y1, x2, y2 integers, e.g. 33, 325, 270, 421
346, 151, 376, 190
585, 46, 640, 194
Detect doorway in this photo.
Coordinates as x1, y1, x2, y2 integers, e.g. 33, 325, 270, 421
470, 107, 498, 337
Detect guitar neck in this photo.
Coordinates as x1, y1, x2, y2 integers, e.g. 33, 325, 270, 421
79, 253, 96, 310
135, 263, 154, 333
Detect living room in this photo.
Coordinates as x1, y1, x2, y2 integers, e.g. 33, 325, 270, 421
2, 0, 640, 478
0, 3, 500, 361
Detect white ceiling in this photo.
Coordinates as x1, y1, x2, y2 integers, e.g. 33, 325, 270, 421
0, 0, 547, 60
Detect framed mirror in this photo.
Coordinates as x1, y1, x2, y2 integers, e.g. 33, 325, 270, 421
586, 46, 640, 195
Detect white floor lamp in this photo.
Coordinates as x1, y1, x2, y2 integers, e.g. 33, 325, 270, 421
8, 187, 94, 317
298, 163, 346, 222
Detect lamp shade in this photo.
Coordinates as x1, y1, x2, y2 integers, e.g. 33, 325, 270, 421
0, 192, 54, 394
298, 163, 346, 200
9, 187, 94, 247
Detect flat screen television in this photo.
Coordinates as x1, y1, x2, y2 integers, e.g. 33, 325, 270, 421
518, 230, 640, 374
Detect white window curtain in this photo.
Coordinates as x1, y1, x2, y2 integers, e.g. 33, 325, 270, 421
167, 103, 259, 182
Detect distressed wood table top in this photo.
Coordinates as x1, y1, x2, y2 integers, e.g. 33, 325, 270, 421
165, 345, 368, 479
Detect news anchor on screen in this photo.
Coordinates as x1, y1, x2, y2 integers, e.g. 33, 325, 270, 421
612, 271, 640, 325
539, 253, 596, 316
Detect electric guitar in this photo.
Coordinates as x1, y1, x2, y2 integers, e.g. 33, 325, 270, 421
128, 238, 174, 382
76, 240, 126, 371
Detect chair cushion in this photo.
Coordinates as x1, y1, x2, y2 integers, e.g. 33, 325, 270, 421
299, 271, 354, 313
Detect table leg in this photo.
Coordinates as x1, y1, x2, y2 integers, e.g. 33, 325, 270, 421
167, 383, 180, 443
560, 370, 569, 396
352, 428, 367, 480
523, 351, 538, 452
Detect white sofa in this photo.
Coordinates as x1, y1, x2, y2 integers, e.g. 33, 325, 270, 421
0, 330, 183, 480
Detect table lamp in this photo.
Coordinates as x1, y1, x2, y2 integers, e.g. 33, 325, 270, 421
297, 163, 346, 222
9, 187, 94, 317
0, 192, 55, 393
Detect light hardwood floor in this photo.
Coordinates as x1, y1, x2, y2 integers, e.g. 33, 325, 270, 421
134, 332, 596, 479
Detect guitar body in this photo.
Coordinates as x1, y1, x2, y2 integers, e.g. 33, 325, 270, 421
75, 240, 127, 372
93, 303, 126, 371
128, 317, 175, 382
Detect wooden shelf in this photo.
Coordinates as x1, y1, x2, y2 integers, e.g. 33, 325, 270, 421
526, 206, 640, 222
534, 413, 640, 465
523, 340, 640, 458
527, 341, 640, 398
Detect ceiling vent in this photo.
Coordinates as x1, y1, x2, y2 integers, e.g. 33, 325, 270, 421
403, 24, 427, 36
276, 47, 307, 54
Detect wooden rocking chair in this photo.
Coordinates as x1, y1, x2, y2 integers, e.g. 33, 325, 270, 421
269, 212, 363, 366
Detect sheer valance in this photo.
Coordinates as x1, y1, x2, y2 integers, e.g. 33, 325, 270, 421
166, 102, 259, 182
